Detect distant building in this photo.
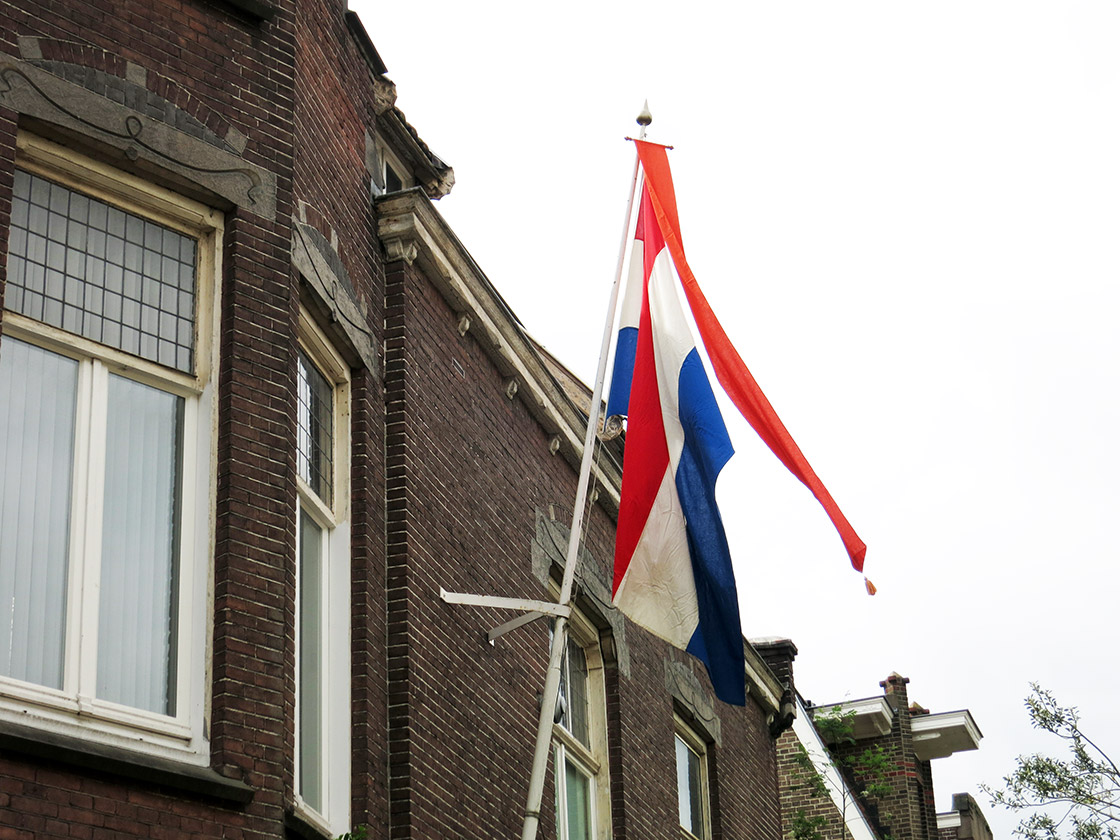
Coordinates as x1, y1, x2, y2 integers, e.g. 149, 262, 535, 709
755, 640, 986, 840
938, 793, 995, 840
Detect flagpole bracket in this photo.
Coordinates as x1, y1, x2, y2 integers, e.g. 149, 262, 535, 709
439, 588, 571, 645
487, 610, 548, 646
438, 588, 571, 617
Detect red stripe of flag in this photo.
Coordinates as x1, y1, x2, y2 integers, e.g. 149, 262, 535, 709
633, 140, 868, 574
612, 186, 672, 594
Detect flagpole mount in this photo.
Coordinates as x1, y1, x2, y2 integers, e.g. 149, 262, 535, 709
437, 588, 571, 646
438, 588, 571, 619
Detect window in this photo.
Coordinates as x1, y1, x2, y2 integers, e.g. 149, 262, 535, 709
675, 719, 711, 840
370, 138, 412, 197
553, 614, 610, 840
0, 133, 220, 758
294, 312, 351, 835
384, 162, 404, 194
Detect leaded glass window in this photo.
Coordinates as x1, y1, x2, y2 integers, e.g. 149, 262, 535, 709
297, 351, 334, 506
7, 170, 197, 373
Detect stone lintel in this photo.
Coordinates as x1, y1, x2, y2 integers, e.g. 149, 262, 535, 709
0, 55, 277, 219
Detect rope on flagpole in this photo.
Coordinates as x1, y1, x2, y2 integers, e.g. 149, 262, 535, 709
519, 106, 649, 840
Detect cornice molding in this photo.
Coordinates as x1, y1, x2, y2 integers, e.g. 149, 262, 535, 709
744, 642, 784, 717
377, 111, 454, 199
376, 189, 621, 512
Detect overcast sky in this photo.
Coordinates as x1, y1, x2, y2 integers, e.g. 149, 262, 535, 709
349, 2, 1120, 834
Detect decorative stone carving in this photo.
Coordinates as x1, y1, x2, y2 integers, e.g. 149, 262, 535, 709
504, 378, 519, 400
383, 237, 418, 265
549, 435, 561, 456
665, 661, 723, 746
457, 314, 471, 337
292, 220, 377, 375
600, 414, 624, 441
768, 689, 797, 738
0, 54, 277, 219
373, 76, 396, 116
423, 168, 455, 200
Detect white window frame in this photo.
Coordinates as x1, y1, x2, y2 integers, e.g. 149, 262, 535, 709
553, 609, 611, 840
675, 716, 713, 840
292, 311, 351, 837
0, 132, 222, 763
370, 137, 412, 197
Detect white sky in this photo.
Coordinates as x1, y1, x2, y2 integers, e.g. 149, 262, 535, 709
349, 2, 1120, 835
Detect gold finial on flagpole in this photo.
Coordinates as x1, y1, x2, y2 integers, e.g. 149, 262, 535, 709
637, 100, 652, 139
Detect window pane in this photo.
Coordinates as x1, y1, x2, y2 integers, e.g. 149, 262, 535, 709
688, 743, 704, 833
97, 375, 183, 714
385, 164, 403, 193
8, 171, 197, 373
566, 639, 589, 746
0, 339, 77, 689
676, 735, 706, 836
299, 509, 324, 812
565, 759, 593, 840
297, 352, 333, 507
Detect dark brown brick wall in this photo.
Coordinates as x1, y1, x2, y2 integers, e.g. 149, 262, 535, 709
384, 257, 557, 839
380, 249, 784, 839
776, 726, 857, 840
212, 208, 298, 827
289, 0, 389, 832
0, 0, 299, 834
0, 0, 789, 837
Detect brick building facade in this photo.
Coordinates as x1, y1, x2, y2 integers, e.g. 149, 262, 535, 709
0, 0, 796, 838
937, 794, 993, 840
755, 641, 984, 840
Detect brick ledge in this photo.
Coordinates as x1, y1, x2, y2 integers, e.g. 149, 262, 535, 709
0, 718, 254, 804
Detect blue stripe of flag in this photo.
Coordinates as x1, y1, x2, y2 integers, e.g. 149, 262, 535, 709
605, 325, 638, 421
674, 349, 745, 706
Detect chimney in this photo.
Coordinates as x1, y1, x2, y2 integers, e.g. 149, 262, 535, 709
751, 637, 798, 694
880, 671, 911, 711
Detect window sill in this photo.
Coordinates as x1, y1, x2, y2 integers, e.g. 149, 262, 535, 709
0, 718, 253, 804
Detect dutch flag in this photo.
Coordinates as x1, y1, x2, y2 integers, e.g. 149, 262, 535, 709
607, 141, 869, 707
607, 173, 745, 705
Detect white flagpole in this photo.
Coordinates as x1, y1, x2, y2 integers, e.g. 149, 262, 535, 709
520, 108, 650, 840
